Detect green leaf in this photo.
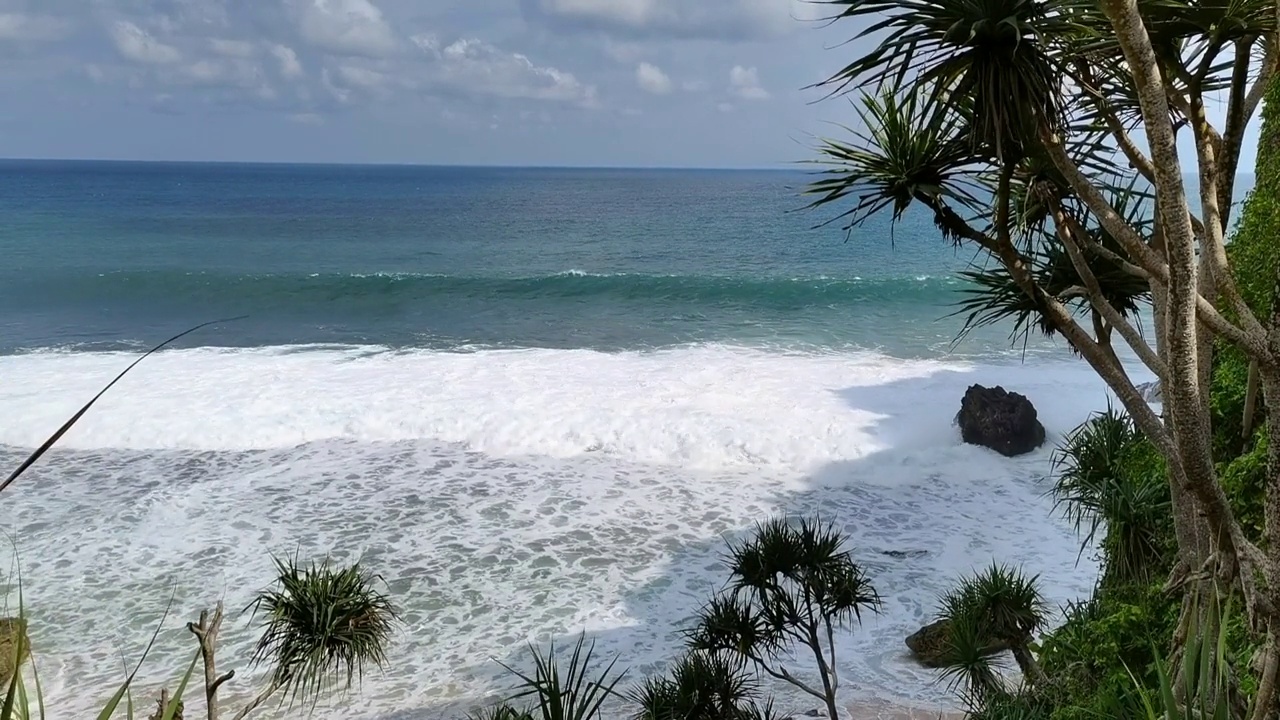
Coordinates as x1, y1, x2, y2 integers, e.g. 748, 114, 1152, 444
160, 651, 200, 720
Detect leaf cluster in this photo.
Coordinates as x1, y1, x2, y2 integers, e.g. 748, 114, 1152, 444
686, 517, 880, 664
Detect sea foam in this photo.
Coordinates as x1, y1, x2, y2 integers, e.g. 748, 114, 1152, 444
0, 344, 1126, 718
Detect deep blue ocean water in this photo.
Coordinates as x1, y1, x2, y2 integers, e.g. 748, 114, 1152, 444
0, 160, 1023, 356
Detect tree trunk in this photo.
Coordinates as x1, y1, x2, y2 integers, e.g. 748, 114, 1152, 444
1010, 642, 1047, 687
1244, 360, 1261, 441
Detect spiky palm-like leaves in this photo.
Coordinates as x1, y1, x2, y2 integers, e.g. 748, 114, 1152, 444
934, 564, 1049, 703
247, 555, 398, 710
806, 89, 984, 236
490, 635, 626, 720
817, 0, 1071, 161
1052, 405, 1171, 585
1127, 590, 1254, 720
687, 516, 880, 720
953, 172, 1151, 352
629, 651, 781, 720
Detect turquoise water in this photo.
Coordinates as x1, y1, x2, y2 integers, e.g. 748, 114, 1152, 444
0, 160, 1031, 357
0, 160, 1164, 718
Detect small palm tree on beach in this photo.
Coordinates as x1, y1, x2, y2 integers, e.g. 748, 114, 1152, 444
933, 564, 1049, 705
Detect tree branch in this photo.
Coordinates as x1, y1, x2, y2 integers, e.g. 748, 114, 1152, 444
1187, 68, 1269, 341
188, 603, 228, 720
1219, 37, 1262, 219
1243, 36, 1279, 136
758, 661, 828, 702
232, 682, 283, 720
1072, 62, 1156, 182
1054, 207, 1168, 381
1040, 129, 1167, 274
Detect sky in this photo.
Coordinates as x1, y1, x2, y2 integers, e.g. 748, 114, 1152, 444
0, 0, 1262, 169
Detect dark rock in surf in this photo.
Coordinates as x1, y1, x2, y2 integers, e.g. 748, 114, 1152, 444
956, 385, 1045, 457
905, 618, 1010, 668
881, 549, 929, 559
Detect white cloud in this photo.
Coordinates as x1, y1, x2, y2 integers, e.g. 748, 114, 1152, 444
417, 36, 599, 107
320, 67, 352, 103
0, 13, 70, 42
635, 62, 671, 95
109, 21, 182, 65
717, 101, 734, 113
209, 38, 256, 59
297, 0, 397, 58
525, 0, 817, 40
729, 64, 769, 100
335, 63, 387, 91
602, 39, 644, 63
270, 45, 304, 78
177, 57, 269, 92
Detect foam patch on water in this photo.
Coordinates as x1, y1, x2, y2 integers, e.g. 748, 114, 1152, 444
0, 345, 1132, 718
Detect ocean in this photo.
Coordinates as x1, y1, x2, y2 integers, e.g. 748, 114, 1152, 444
0, 160, 1146, 717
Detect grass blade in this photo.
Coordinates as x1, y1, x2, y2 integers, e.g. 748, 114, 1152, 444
0, 317, 247, 497
161, 651, 200, 720
94, 590, 178, 720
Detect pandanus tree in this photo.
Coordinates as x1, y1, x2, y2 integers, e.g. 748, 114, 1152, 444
933, 564, 1050, 705
686, 517, 880, 720
808, 0, 1280, 717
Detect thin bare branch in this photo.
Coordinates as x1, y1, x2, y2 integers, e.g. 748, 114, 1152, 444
1054, 207, 1168, 381
1073, 62, 1156, 181
1041, 129, 1167, 274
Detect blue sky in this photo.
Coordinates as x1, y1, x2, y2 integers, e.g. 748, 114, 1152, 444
0, 0, 1261, 169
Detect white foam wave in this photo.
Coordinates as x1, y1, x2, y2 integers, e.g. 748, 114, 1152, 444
0, 345, 1134, 718
0, 345, 966, 470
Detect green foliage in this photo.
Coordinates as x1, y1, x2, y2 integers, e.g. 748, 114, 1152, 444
628, 651, 780, 720
1125, 591, 1254, 720
1220, 432, 1269, 544
805, 89, 984, 234
1035, 582, 1178, 719
817, 0, 1070, 161
966, 689, 1055, 720
686, 516, 879, 718
1209, 344, 1256, 459
1051, 406, 1172, 587
469, 705, 537, 720
248, 554, 398, 709
687, 516, 880, 661
1229, 75, 1280, 320
933, 564, 1048, 701
487, 635, 626, 720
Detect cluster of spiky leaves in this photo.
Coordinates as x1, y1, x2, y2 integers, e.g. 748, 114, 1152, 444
1051, 405, 1171, 585
248, 554, 398, 709
816, 0, 1074, 161
686, 517, 880, 665
1128, 590, 1256, 720
806, 0, 1273, 349
934, 564, 1049, 701
951, 180, 1152, 349
628, 651, 782, 720
469, 635, 626, 720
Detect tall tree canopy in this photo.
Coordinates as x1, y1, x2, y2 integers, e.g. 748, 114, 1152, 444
808, 1, 1280, 717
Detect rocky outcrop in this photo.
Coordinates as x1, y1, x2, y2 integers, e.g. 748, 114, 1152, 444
1136, 381, 1162, 403
956, 385, 1045, 457
905, 618, 1010, 668
0, 617, 29, 687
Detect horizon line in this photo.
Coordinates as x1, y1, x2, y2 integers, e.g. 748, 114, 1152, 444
0, 156, 806, 172
0, 157, 1258, 177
